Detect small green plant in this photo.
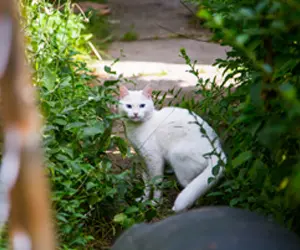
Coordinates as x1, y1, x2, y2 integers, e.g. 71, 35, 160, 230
14, 0, 300, 248
121, 30, 139, 41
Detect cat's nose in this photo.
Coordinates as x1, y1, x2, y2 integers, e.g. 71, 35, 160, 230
133, 112, 138, 117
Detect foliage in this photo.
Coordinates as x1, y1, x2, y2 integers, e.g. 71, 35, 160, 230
46, 0, 112, 52
15, 0, 300, 248
20, 0, 151, 248
183, 0, 300, 234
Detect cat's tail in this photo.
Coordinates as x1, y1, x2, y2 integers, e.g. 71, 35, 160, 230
172, 154, 226, 213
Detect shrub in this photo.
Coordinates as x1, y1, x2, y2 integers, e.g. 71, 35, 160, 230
20, 0, 141, 248
15, 0, 300, 247
183, 0, 300, 234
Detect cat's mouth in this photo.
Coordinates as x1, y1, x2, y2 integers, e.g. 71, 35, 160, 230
130, 116, 142, 122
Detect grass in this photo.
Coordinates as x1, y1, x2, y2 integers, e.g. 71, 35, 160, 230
121, 30, 139, 41
137, 70, 168, 77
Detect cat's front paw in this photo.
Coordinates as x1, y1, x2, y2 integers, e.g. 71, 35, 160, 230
135, 197, 142, 202
135, 196, 162, 207
150, 197, 163, 207
135, 193, 151, 203
135, 195, 147, 203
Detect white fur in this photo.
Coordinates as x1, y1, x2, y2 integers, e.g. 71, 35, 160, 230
13, 231, 32, 250
118, 87, 226, 212
0, 15, 13, 78
0, 128, 22, 189
0, 128, 22, 228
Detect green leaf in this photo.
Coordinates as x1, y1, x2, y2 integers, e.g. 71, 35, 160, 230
114, 137, 129, 157
113, 213, 128, 223
248, 196, 256, 203
125, 206, 139, 214
279, 83, 297, 101
86, 182, 96, 191
207, 191, 224, 197
208, 177, 215, 184
43, 68, 56, 91
106, 188, 117, 198
271, 20, 286, 30
62, 147, 74, 159
65, 122, 85, 130
104, 80, 119, 87
104, 65, 116, 74
56, 214, 68, 223
197, 9, 212, 19
236, 34, 249, 46
232, 151, 252, 168
230, 198, 240, 206
88, 195, 101, 206
82, 122, 104, 137
54, 118, 67, 126
212, 165, 220, 176
55, 153, 70, 163
239, 8, 255, 18
213, 14, 223, 26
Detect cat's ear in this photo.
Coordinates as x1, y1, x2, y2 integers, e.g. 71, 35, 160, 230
119, 85, 129, 98
142, 85, 152, 99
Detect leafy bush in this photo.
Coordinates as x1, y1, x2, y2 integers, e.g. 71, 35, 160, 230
20, 0, 147, 248
16, 0, 300, 248
183, 0, 300, 234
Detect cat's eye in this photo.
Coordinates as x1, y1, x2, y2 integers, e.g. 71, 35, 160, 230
140, 104, 146, 108
126, 104, 132, 109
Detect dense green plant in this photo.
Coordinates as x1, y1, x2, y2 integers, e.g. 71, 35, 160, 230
182, 0, 300, 234
46, 0, 112, 52
14, 0, 300, 248
20, 1, 148, 248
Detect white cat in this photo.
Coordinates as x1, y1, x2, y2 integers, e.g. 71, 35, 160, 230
118, 85, 226, 212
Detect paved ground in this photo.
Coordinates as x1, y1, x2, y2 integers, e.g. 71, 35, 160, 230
90, 0, 231, 94
108, 38, 228, 65
107, 0, 207, 40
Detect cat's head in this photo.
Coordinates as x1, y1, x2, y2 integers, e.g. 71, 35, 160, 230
118, 85, 154, 123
